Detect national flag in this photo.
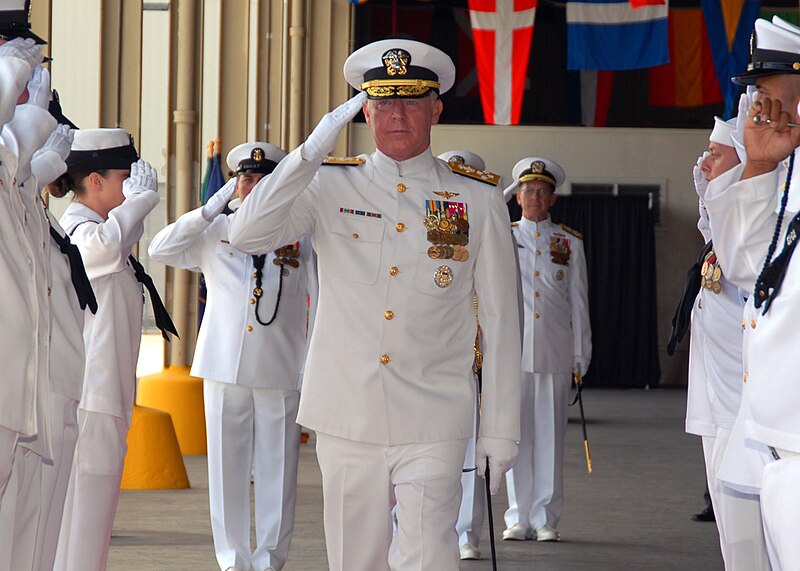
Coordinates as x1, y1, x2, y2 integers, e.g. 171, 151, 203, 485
567, 0, 670, 70
468, 0, 538, 125
198, 138, 226, 328
649, 6, 723, 108
702, 0, 760, 118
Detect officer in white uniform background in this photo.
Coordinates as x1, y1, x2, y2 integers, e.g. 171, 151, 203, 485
703, 16, 800, 569
502, 157, 591, 543
53, 129, 165, 571
228, 39, 521, 571
149, 142, 317, 571
436, 149, 501, 562
686, 117, 770, 570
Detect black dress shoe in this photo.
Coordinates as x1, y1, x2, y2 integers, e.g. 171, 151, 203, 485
691, 506, 715, 522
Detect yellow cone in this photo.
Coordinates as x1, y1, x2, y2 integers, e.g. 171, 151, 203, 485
121, 404, 190, 490
137, 365, 207, 454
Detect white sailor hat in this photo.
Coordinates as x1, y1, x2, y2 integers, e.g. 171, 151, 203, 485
344, 39, 455, 99
733, 16, 800, 85
0, 0, 44, 44
226, 142, 286, 176
709, 116, 737, 147
437, 150, 486, 171
66, 128, 138, 173
513, 157, 565, 189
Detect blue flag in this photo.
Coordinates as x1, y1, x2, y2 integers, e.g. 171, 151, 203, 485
567, 0, 669, 71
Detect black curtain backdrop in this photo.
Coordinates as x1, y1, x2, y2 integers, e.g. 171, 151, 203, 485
539, 195, 661, 388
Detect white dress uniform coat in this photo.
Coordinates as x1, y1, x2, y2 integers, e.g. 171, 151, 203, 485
229, 146, 521, 571
149, 205, 317, 571
0, 53, 55, 500
705, 160, 800, 570
54, 185, 159, 571
505, 215, 591, 533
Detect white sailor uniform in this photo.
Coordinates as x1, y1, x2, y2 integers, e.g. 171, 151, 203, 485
149, 204, 317, 571
505, 215, 591, 534
228, 146, 521, 571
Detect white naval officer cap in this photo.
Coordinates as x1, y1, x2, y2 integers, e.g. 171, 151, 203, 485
66, 128, 139, 173
344, 38, 455, 99
226, 142, 286, 176
502, 156, 566, 202
709, 116, 737, 147
437, 150, 486, 171
733, 16, 800, 85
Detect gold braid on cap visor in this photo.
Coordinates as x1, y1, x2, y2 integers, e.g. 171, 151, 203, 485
519, 173, 556, 186
360, 78, 440, 98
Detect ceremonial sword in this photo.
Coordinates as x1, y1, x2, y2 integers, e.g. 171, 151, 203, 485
571, 371, 593, 474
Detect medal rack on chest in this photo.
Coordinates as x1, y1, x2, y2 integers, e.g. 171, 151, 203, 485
251, 243, 300, 326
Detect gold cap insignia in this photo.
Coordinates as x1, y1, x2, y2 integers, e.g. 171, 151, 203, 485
531, 160, 546, 174
449, 155, 465, 164
252, 148, 264, 162
382, 49, 410, 77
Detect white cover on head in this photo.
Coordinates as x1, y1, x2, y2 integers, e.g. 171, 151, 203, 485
709, 117, 736, 147
343, 38, 456, 95
226, 142, 286, 172
70, 128, 130, 152
512, 156, 565, 188
756, 16, 800, 54
437, 150, 486, 171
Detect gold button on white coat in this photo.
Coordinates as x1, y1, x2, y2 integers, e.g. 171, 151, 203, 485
249, 299, 255, 305
352, 233, 359, 239
534, 313, 540, 319
246, 325, 253, 332
534, 271, 540, 277
396, 223, 406, 232
397, 183, 407, 193
380, 354, 391, 365
390, 266, 399, 276
384, 310, 394, 320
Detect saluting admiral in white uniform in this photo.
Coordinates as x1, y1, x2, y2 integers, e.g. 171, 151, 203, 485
229, 39, 521, 571
502, 157, 591, 543
704, 16, 800, 570
53, 130, 167, 571
436, 149, 502, 562
149, 142, 317, 571
686, 118, 770, 571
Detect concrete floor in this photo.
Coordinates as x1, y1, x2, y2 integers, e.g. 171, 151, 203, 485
108, 388, 724, 570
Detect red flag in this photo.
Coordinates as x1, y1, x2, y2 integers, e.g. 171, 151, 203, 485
469, 0, 538, 125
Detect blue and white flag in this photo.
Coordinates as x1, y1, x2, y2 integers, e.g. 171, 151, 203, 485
567, 0, 669, 70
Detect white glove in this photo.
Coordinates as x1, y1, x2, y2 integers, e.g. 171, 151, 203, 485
502, 180, 518, 203
0, 38, 42, 71
26, 65, 51, 110
574, 358, 589, 377
123, 159, 158, 198
301, 91, 367, 161
34, 124, 73, 161
475, 437, 518, 495
734, 86, 755, 163
693, 151, 709, 200
201, 177, 236, 221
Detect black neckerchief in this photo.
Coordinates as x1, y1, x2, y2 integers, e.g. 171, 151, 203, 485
666, 240, 714, 356
49, 224, 98, 313
754, 152, 796, 313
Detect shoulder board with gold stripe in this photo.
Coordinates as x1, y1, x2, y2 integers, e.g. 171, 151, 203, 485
511, 221, 519, 227
559, 223, 583, 240
447, 161, 501, 186
322, 156, 366, 166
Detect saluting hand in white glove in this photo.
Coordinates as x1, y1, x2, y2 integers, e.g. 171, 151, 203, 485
476, 437, 518, 495
0, 38, 42, 72
693, 151, 709, 200
36, 124, 73, 161
201, 177, 237, 221
26, 65, 51, 110
123, 159, 158, 198
301, 91, 368, 161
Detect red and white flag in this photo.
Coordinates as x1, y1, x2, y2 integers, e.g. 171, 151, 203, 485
468, 0, 537, 125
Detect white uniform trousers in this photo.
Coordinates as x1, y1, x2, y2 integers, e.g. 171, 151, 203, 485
33, 394, 80, 571
315, 432, 467, 571
505, 372, 570, 530
0, 427, 18, 501
53, 409, 128, 571
709, 428, 770, 571
0, 443, 41, 571
456, 381, 484, 548
760, 453, 800, 571
204, 380, 300, 571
